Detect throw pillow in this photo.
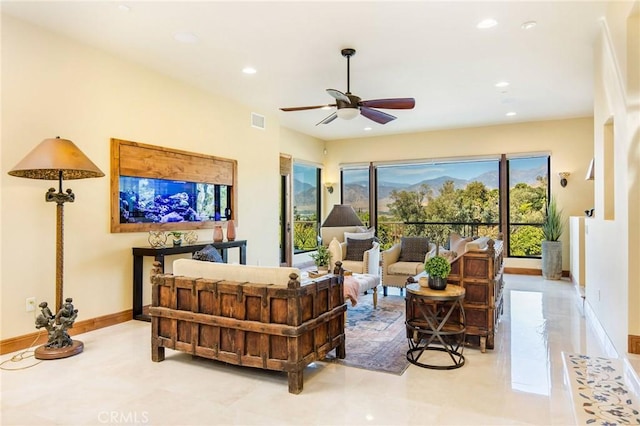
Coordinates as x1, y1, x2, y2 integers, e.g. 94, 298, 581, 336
193, 244, 223, 263
398, 237, 430, 262
344, 237, 374, 261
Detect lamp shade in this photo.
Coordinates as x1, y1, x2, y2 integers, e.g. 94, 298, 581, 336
8, 137, 104, 180
321, 204, 364, 227
336, 108, 359, 120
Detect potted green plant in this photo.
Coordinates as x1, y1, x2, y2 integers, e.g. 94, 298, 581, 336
424, 255, 451, 290
541, 197, 565, 280
309, 245, 331, 272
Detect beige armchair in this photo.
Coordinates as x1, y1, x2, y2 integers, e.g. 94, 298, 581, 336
381, 240, 436, 295
328, 238, 380, 275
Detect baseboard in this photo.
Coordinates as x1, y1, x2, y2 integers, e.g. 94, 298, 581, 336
504, 267, 570, 278
629, 335, 640, 354
0, 309, 133, 355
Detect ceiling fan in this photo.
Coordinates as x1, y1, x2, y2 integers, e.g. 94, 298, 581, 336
280, 48, 415, 125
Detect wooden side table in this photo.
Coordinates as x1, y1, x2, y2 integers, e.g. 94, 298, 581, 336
405, 283, 466, 370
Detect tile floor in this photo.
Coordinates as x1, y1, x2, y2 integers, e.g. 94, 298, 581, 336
0, 274, 631, 425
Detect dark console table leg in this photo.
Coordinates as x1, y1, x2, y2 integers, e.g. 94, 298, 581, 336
133, 254, 145, 321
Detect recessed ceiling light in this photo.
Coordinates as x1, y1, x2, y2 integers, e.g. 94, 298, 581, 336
173, 32, 198, 43
118, 4, 131, 13
521, 21, 537, 30
495, 81, 510, 88
506, 112, 517, 117
477, 19, 498, 29
242, 67, 257, 75
321, 106, 332, 110
364, 127, 372, 131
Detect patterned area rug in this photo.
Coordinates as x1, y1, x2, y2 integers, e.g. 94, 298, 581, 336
563, 353, 640, 424
324, 294, 410, 375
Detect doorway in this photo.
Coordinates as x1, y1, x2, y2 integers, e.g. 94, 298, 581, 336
279, 154, 293, 266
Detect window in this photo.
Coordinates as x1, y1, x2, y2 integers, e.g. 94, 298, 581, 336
293, 162, 320, 253
373, 160, 500, 249
340, 154, 550, 258
341, 167, 370, 226
507, 156, 549, 257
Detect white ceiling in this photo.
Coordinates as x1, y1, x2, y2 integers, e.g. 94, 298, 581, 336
1, 1, 607, 141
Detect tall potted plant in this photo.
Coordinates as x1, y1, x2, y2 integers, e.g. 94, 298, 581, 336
541, 197, 564, 280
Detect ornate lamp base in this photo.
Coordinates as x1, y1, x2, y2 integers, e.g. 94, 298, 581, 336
34, 340, 84, 360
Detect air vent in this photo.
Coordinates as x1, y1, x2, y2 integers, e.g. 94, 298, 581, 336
251, 113, 265, 130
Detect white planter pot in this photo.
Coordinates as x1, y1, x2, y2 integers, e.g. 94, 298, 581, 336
541, 240, 563, 280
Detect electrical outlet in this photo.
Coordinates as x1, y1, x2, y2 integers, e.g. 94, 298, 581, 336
26, 297, 36, 312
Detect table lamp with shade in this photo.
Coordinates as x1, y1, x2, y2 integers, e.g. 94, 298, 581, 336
8, 136, 104, 359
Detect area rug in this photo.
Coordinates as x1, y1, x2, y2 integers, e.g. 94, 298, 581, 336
324, 294, 410, 375
563, 352, 640, 424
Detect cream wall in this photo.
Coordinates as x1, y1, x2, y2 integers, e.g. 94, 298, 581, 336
587, 1, 639, 355
324, 117, 595, 271
1, 16, 283, 339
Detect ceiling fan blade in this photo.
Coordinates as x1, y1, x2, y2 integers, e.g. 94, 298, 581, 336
360, 107, 396, 125
326, 89, 351, 103
359, 98, 415, 109
280, 104, 335, 112
316, 112, 338, 126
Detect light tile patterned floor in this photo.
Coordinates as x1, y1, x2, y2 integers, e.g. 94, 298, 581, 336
564, 353, 640, 425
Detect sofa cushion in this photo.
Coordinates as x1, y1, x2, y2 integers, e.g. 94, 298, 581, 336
388, 261, 425, 276
398, 237, 430, 262
466, 236, 490, 251
345, 237, 373, 261
173, 259, 300, 286
192, 244, 224, 263
449, 233, 472, 255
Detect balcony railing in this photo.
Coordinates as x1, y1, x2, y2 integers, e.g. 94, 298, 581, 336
376, 221, 501, 250
293, 220, 319, 253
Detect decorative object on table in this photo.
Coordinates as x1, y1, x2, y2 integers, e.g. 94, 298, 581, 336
184, 230, 198, 244
168, 231, 183, 246
148, 231, 167, 248
541, 196, 565, 280
308, 270, 329, 278
193, 244, 223, 263
8, 136, 104, 359
423, 255, 451, 290
309, 244, 331, 272
213, 225, 224, 242
226, 219, 236, 241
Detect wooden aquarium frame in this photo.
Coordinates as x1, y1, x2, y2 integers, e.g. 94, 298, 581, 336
110, 138, 238, 233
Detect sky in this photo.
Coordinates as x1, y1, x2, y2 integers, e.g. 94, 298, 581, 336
345, 156, 547, 185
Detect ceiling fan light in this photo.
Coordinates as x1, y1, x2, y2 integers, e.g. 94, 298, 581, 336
337, 108, 359, 120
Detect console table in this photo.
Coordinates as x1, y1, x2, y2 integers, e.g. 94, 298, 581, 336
132, 240, 247, 321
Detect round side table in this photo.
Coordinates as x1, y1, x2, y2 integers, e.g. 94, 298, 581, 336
405, 283, 466, 370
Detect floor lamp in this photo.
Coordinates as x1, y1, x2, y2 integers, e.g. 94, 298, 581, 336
8, 137, 104, 359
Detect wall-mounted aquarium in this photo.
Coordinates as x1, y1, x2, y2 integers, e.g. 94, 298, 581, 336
110, 138, 237, 233
119, 176, 230, 224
